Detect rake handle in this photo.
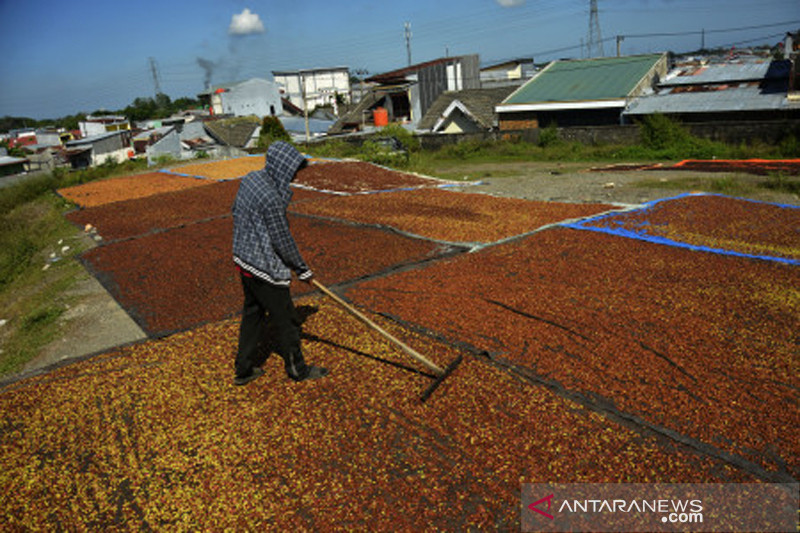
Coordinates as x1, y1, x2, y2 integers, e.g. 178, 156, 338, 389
311, 279, 445, 375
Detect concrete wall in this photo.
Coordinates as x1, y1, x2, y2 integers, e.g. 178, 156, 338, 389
223, 79, 283, 118
415, 119, 800, 150
89, 132, 132, 166
147, 129, 181, 165
685, 120, 800, 145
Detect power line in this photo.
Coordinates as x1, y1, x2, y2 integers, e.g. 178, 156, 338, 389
624, 20, 800, 40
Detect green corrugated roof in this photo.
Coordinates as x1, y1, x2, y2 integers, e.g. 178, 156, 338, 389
504, 54, 664, 105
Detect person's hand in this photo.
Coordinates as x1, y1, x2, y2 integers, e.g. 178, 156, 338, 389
299, 270, 314, 284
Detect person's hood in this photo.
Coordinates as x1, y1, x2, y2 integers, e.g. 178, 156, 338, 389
264, 141, 307, 206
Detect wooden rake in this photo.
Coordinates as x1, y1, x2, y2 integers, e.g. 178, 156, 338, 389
311, 279, 463, 402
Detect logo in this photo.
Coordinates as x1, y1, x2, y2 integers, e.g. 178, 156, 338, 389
528, 493, 555, 520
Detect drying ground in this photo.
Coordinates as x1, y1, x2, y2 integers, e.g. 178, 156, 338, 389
1, 158, 798, 530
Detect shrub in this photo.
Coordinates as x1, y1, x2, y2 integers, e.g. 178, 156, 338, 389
538, 123, 561, 148
778, 134, 799, 158
637, 114, 730, 160
379, 124, 420, 152
258, 116, 291, 148
304, 139, 361, 159
639, 113, 691, 151
360, 138, 410, 168
439, 139, 485, 159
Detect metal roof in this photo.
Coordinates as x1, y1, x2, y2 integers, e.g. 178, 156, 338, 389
367, 55, 475, 84
65, 130, 127, 146
663, 59, 789, 86
501, 54, 665, 107
625, 84, 793, 115
0, 155, 27, 166
625, 58, 795, 116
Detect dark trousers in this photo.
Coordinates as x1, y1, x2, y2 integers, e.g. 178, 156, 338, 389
235, 274, 309, 379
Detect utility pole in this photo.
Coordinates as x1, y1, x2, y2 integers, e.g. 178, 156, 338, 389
587, 0, 604, 58
300, 72, 310, 142
616, 35, 625, 57
149, 57, 162, 96
405, 22, 412, 66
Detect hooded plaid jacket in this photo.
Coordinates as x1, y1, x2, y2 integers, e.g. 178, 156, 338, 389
232, 141, 312, 286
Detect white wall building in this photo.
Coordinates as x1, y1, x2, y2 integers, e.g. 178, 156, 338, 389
199, 78, 283, 118
79, 115, 131, 137
272, 67, 351, 114
64, 130, 132, 169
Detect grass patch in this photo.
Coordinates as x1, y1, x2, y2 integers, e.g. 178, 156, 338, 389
635, 173, 800, 197
763, 173, 800, 195
430, 168, 524, 181
634, 175, 760, 195
0, 192, 89, 377
0, 159, 149, 216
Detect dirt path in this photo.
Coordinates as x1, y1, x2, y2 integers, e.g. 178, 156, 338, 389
21, 274, 146, 373
444, 161, 800, 206
9, 163, 798, 382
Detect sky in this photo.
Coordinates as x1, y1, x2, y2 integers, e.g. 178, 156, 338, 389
0, 0, 797, 119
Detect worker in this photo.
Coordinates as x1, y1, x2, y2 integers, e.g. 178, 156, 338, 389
231, 141, 328, 385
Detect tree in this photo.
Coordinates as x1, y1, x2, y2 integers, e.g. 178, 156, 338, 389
257, 116, 291, 148
0, 139, 25, 157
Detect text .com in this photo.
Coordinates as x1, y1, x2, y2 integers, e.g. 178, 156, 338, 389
663, 510, 704, 524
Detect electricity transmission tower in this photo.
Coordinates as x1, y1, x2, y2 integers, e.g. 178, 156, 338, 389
587, 0, 604, 58
149, 57, 162, 96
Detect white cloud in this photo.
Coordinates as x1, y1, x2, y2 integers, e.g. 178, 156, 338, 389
496, 0, 525, 6
228, 8, 265, 35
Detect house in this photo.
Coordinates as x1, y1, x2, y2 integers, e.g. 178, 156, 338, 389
0, 148, 28, 177
480, 58, 535, 88
418, 86, 518, 133
179, 120, 218, 158
329, 55, 481, 133
497, 53, 669, 129
328, 90, 393, 134
63, 130, 132, 169
272, 67, 351, 114
79, 115, 131, 137
624, 56, 800, 122
198, 78, 283, 118
22, 145, 62, 173
7, 128, 37, 149
34, 129, 63, 147
203, 116, 261, 150
132, 125, 186, 164
145, 128, 182, 165
133, 126, 174, 155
